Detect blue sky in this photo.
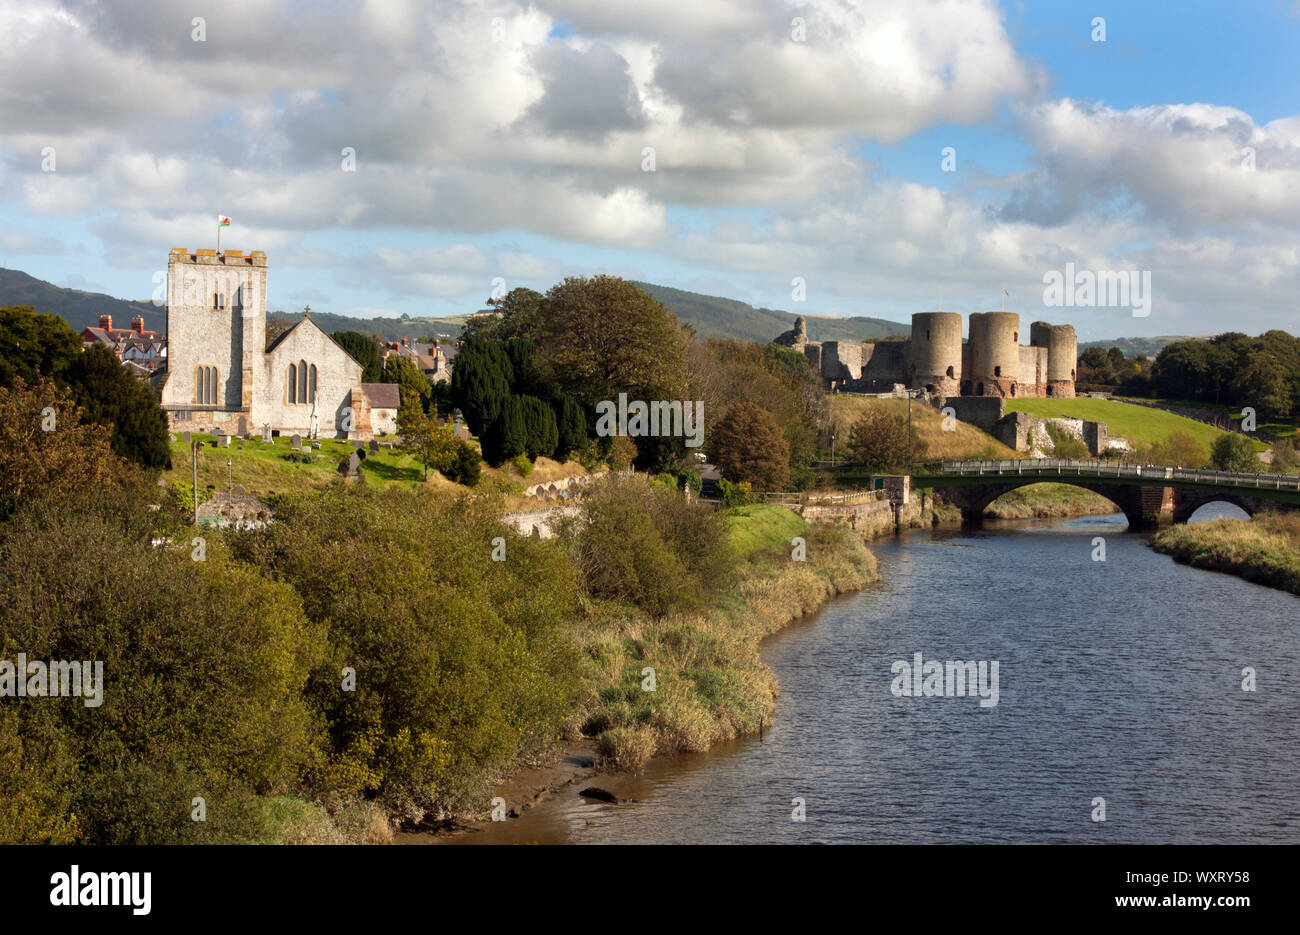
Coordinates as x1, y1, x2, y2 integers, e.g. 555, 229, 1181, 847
2, 0, 1298, 342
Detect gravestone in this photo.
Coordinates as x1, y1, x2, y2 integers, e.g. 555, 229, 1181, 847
182, 432, 191, 443
369, 440, 380, 455
221, 434, 232, 447
261, 424, 272, 443
347, 451, 361, 478
234, 485, 245, 495
290, 434, 302, 449
311, 441, 321, 450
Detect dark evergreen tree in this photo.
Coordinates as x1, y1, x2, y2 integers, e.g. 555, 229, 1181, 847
333, 331, 385, 382
518, 394, 558, 460
450, 336, 513, 435
481, 395, 527, 466
552, 392, 588, 459
66, 344, 171, 470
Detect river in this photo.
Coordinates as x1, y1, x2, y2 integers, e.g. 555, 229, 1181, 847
449, 507, 1300, 844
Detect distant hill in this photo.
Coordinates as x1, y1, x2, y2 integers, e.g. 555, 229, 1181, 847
0, 267, 163, 332
630, 282, 909, 343
1079, 335, 1205, 358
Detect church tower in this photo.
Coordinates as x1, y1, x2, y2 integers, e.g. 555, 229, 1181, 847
160, 248, 268, 433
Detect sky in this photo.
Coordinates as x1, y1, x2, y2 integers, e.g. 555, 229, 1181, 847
1, 0, 1299, 342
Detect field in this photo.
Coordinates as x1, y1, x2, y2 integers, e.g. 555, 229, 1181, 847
1004, 397, 1261, 451
161, 432, 587, 501
829, 395, 1018, 461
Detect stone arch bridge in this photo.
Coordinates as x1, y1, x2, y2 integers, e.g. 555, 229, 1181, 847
844, 460, 1300, 528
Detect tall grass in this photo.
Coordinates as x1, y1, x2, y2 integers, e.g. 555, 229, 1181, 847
1152, 512, 1300, 594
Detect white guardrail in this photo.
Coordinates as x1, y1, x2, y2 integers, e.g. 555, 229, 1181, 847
939, 459, 1300, 490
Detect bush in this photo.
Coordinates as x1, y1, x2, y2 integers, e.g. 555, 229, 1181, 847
283, 450, 315, 464
512, 453, 534, 477
562, 476, 735, 616
719, 478, 759, 508
1211, 433, 1259, 472
1044, 423, 1089, 459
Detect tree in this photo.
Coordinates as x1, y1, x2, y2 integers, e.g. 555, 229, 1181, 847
538, 276, 687, 408
450, 335, 513, 435
1151, 431, 1208, 468
844, 407, 918, 473
66, 343, 170, 470
552, 393, 587, 460
397, 398, 458, 481
382, 354, 432, 412
0, 306, 82, 387
1211, 433, 1259, 472
481, 395, 528, 466
709, 402, 791, 490
0, 378, 131, 520
464, 287, 547, 342
334, 331, 385, 383
518, 395, 558, 460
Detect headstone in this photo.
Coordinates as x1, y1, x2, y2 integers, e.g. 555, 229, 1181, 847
234, 485, 245, 495
182, 431, 191, 443
168, 433, 176, 442
261, 424, 272, 443
347, 451, 361, 478
311, 441, 321, 450
237, 417, 247, 436
221, 434, 232, 447
290, 434, 302, 449
369, 440, 380, 455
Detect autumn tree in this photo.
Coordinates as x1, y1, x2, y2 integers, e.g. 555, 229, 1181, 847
845, 407, 919, 473
709, 402, 791, 490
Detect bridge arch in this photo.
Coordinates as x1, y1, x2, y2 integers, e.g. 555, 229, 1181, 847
940, 478, 1156, 528
1172, 492, 1255, 524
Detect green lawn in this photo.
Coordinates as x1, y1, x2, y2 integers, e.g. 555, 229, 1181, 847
725, 504, 809, 557
163, 433, 428, 499
1005, 397, 1263, 451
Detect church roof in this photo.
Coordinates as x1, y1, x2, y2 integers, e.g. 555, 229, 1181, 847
265, 314, 363, 370
359, 383, 400, 409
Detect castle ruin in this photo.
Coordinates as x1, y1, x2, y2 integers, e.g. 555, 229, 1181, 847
773, 311, 1077, 399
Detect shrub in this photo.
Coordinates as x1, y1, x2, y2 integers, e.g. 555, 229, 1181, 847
512, 453, 534, 477
1211, 433, 1259, 472
710, 402, 790, 489
1044, 423, 1089, 459
719, 478, 758, 508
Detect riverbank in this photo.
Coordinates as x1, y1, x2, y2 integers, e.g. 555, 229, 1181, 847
403, 516, 877, 841
981, 482, 1119, 520
1151, 513, 1300, 595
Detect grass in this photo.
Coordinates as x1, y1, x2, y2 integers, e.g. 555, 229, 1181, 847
984, 482, 1119, 519
1151, 512, 1300, 594
163, 433, 591, 502
1005, 397, 1263, 452
573, 509, 877, 771
830, 396, 1018, 461
724, 503, 809, 556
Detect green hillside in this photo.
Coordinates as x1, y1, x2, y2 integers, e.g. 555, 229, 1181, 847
631, 281, 909, 344
1005, 397, 1260, 451
0, 267, 163, 332
1078, 335, 1204, 357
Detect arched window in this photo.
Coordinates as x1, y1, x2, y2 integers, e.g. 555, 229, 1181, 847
288, 364, 297, 404
946, 365, 954, 378
297, 360, 307, 404
194, 365, 219, 405
308, 364, 317, 404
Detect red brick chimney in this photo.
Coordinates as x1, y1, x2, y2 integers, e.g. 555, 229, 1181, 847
99, 315, 112, 330
401, 336, 407, 347
132, 316, 144, 334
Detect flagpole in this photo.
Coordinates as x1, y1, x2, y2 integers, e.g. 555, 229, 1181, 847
217, 221, 221, 254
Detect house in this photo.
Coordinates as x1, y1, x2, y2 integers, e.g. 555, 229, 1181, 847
81, 315, 168, 371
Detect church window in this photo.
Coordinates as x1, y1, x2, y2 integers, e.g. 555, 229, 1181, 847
308, 365, 317, 404
195, 365, 219, 405
288, 364, 297, 403
298, 359, 308, 403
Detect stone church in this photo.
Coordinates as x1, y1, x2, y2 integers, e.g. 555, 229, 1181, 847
158, 248, 397, 439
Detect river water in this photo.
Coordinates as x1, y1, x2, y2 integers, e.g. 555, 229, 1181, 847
452, 508, 1300, 844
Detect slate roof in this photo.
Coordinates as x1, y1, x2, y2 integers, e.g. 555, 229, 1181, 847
359, 383, 400, 409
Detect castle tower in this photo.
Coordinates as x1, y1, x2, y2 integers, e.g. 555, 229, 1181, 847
909, 312, 962, 395
967, 311, 1020, 397
160, 248, 268, 432
1030, 321, 1077, 398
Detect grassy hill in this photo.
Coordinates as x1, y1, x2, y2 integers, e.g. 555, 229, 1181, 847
0, 267, 163, 332
829, 396, 1017, 461
1005, 397, 1262, 451
630, 282, 909, 344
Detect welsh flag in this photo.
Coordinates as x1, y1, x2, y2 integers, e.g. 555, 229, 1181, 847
218, 215, 232, 226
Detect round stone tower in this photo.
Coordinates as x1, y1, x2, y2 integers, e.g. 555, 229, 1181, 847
909, 312, 962, 395
967, 311, 1021, 397
1030, 321, 1077, 398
